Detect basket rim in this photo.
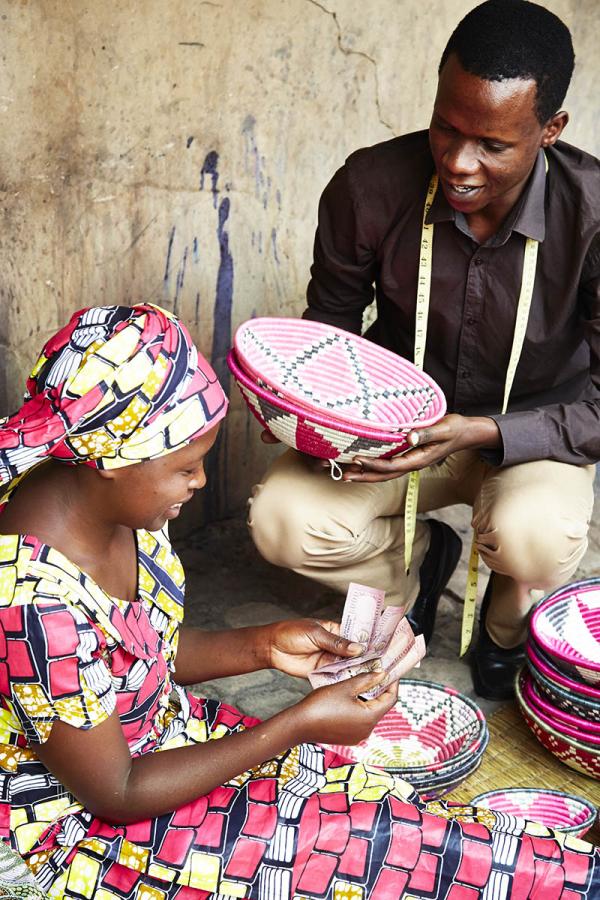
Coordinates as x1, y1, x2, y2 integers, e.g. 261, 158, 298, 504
470, 787, 597, 832
233, 317, 447, 432
522, 673, 600, 743
527, 658, 600, 716
516, 670, 600, 754
228, 349, 413, 444
530, 584, 600, 674
325, 679, 487, 775
526, 640, 600, 700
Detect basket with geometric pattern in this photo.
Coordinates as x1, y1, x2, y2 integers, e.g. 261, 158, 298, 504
324, 680, 488, 798
530, 581, 600, 685
515, 669, 600, 780
470, 787, 597, 837
229, 318, 446, 467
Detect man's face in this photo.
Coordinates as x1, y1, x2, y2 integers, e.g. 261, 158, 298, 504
429, 54, 550, 218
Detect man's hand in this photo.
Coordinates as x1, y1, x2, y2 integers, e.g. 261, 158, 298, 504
266, 619, 364, 678
343, 414, 501, 483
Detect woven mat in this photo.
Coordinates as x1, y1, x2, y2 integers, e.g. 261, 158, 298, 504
445, 703, 600, 845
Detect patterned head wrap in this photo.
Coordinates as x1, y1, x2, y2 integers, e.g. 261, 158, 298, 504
0, 304, 228, 485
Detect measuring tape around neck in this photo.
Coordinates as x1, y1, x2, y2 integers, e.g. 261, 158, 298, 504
405, 164, 544, 655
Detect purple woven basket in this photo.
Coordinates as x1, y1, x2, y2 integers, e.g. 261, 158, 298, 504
471, 788, 597, 837
229, 350, 413, 464
234, 317, 446, 433
530, 582, 600, 685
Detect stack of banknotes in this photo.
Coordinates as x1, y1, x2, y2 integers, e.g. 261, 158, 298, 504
309, 582, 426, 699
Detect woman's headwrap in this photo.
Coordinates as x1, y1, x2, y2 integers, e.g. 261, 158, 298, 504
0, 304, 228, 485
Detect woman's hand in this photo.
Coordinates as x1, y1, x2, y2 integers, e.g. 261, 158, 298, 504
267, 618, 364, 678
293, 671, 399, 745
342, 414, 501, 483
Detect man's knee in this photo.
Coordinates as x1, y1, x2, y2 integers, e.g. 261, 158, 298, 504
247, 478, 309, 569
475, 491, 589, 585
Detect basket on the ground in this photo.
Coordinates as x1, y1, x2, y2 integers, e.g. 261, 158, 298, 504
530, 581, 600, 685
470, 787, 597, 838
228, 318, 446, 465
324, 679, 488, 799
515, 670, 600, 780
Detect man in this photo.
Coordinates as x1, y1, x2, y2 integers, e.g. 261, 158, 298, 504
248, 0, 599, 700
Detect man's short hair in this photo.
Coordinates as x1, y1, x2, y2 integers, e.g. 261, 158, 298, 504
439, 0, 575, 124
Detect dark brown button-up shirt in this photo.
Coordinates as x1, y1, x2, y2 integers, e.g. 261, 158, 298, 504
304, 130, 600, 466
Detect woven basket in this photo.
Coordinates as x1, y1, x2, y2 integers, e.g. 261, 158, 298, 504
522, 670, 600, 743
471, 788, 597, 837
233, 317, 446, 433
526, 655, 600, 724
527, 639, 600, 701
325, 680, 488, 792
229, 350, 413, 464
530, 582, 600, 685
515, 670, 600, 780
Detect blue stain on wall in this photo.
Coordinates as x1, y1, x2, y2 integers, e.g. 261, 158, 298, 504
173, 246, 188, 315
204, 154, 235, 518
271, 228, 280, 266
163, 226, 176, 299
200, 150, 220, 209
211, 197, 233, 397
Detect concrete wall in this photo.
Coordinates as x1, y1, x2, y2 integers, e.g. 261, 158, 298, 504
1, 0, 598, 523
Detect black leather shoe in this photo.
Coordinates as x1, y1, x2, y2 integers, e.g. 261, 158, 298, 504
406, 520, 462, 645
470, 577, 526, 701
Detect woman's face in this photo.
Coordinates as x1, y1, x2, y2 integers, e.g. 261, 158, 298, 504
101, 424, 220, 531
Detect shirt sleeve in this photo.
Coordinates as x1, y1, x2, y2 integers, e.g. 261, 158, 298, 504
0, 600, 116, 744
486, 232, 600, 467
304, 160, 378, 334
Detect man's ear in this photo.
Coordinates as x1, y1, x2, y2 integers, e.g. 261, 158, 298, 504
541, 110, 569, 147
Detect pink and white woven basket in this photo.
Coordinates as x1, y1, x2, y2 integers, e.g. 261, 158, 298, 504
470, 788, 597, 837
228, 350, 413, 464
323, 680, 488, 798
229, 318, 447, 467
234, 318, 446, 433
530, 583, 600, 685
515, 670, 600, 780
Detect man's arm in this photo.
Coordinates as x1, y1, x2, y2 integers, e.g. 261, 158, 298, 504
487, 232, 600, 467
304, 162, 377, 333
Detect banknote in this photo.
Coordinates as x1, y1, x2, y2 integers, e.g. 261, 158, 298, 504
340, 582, 385, 645
308, 582, 425, 695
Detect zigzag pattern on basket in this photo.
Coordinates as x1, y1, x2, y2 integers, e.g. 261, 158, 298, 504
239, 382, 407, 462
245, 330, 437, 423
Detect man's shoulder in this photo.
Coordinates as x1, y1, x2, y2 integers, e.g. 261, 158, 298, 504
548, 140, 600, 223
343, 130, 433, 194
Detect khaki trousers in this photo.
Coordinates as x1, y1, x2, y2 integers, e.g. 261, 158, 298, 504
248, 449, 595, 647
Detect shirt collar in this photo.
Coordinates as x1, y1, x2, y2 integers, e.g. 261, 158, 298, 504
425, 149, 547, 244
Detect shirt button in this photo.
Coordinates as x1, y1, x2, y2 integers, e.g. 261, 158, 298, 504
474, 257, 483, 266
461, 370, 470, 378
466, 316, 475, 325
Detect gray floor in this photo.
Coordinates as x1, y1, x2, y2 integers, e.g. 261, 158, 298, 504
176, 488, 600, 722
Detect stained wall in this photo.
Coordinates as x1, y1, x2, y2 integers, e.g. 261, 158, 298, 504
1, 0, 598, 522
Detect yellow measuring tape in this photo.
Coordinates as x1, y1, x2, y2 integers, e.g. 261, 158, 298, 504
404, 174, 437, 573
404, 161, 545, 655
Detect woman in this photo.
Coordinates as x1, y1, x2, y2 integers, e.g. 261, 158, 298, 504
0, 303, 597, 899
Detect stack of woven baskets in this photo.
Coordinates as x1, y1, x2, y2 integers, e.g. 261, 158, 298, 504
228, 318, 446, 471
325, 680, 489, 800
516, 578, 600, 780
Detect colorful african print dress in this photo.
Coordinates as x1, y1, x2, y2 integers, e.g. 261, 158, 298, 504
0, 527, 598, 900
